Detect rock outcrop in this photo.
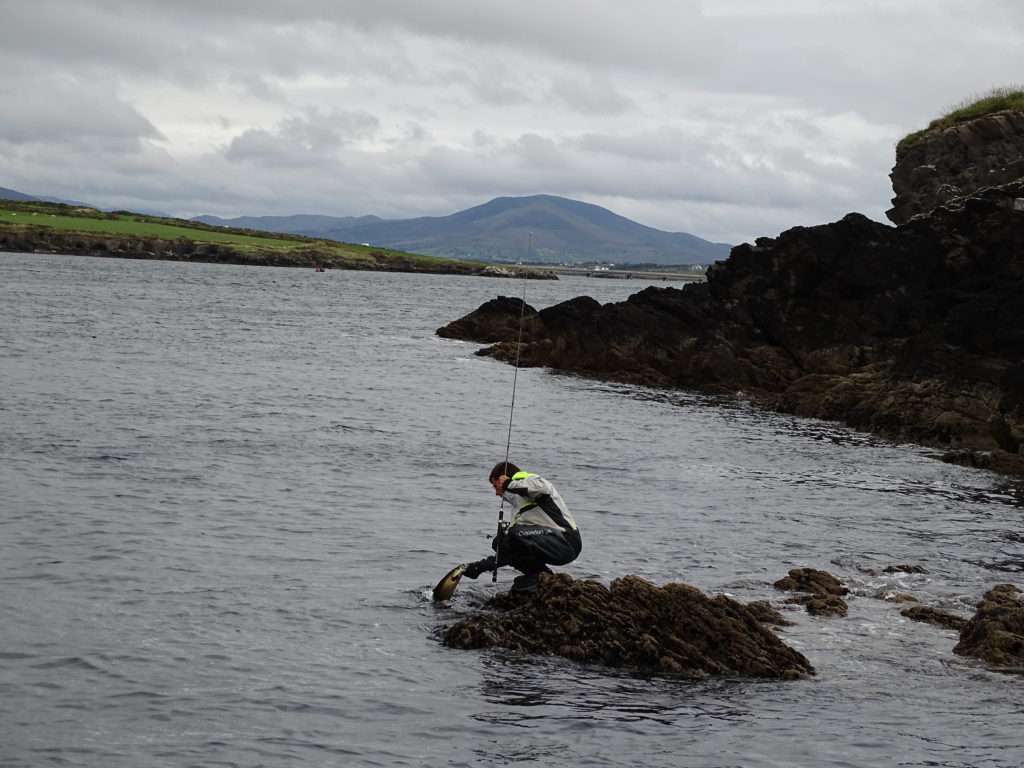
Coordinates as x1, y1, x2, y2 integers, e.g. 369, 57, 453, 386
773, 568, 849, 617
443, 573, 814, 679
439, 178, 1024, 474
953, 583, 1024, 667
888, 110, 1024, 225
883, 564, 928, 574
436, 296, 540, 344
901, 605, 968, 632
745, 600, 794, 626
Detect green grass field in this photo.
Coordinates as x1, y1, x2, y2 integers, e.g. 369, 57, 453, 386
0, 208, 307, 250
899, 86, 1024, 151
0, 201, 490, 270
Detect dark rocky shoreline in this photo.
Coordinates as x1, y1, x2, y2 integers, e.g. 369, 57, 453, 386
438, 113, 1024, 476
441, 571, 1024, 677
437, 109, 1024, 678
443, 573, 815, 679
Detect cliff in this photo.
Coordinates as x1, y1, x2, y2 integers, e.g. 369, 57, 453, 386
439, 116, 1024, 474
889, 109, 1024, 225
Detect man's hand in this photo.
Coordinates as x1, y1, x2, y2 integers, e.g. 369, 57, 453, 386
463, 559, 490, 579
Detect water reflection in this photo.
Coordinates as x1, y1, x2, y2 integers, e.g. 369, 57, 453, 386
474, 653, 754, 726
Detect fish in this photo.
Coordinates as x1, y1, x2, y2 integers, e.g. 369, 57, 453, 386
433, 564, 467, 602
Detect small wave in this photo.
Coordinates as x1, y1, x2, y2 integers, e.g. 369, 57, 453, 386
965, 558, 1024, 573
31, 656, 103, 672
108, 690, 166, 700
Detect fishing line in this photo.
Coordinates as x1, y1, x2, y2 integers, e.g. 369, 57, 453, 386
493, 235, 531, 583
502, 279, 528, 465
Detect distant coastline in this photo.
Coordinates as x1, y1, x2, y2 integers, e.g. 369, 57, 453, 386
0, 201, 556, 280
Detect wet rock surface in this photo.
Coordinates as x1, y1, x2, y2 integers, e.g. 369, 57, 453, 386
902, 606, 968, 631
774, 568, 849, 617
784, 594, 849, 618
774, 568, 848, 596
439, 180, 1024, 475
442, 573, 815, 679
436, 296, 540, 344
876, 591, 918, 604
953, 584, 1024, 667
883, 564, 929, 574
745, 600, 794, 626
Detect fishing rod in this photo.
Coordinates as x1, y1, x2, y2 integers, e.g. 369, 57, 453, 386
493, 232, 531, 583
432, 233, 532, 601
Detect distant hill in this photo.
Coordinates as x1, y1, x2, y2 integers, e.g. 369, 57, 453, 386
1, 198, 548, 278
0, 186, 37, 202
196, 195, 732, 265
0, 185, 92, 208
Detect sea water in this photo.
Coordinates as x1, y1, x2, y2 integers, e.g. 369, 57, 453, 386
1, 252, 1021, 767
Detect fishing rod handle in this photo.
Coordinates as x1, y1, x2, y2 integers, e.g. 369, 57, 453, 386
491, 518, 508, 583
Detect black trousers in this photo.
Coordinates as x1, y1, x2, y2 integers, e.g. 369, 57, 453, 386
497, 524, 582, 575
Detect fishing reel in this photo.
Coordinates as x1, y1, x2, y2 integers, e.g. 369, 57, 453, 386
491, 519, 510, 551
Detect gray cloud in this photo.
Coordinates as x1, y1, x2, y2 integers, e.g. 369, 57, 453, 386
1, 1, 1022, 243
0, 73, 163, 148
224, 109, 380, 167
549, 75, 634, 115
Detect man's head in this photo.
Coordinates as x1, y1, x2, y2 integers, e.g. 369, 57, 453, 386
489, 461, 520, 495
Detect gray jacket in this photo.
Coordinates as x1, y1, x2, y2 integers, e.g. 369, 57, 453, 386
502, 471, 578, 533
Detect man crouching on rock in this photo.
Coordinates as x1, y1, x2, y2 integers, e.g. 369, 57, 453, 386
462, 461, 582, 593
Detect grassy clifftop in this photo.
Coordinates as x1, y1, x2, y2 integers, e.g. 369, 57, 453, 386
898, 86, 1024, 151
0, 200, 553, 278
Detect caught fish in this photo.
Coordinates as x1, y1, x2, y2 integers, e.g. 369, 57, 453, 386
433, 564, 467, 602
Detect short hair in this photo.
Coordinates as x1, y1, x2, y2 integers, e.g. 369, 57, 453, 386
489, 461, 520, 481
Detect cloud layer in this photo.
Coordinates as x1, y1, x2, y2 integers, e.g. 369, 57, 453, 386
2, 1, 1022, 243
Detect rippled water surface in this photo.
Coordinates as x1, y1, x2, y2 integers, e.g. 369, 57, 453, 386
2, 252, 1022, 768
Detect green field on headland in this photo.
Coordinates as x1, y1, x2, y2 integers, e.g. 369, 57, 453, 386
898, 86, 1024, 150
0, 208, 296, 248
0, 200, 552, 278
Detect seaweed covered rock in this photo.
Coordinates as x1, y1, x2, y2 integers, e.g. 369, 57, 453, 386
953, 584, 1024, 666
745, 600, 794, 626
782, 594, 848, 617
875, 590, 918, 603
774, 568, 849, 617
773, 568, 848, 596
443, 573, 814, 679
884, 564, 929, 574
902, 605, 968, 632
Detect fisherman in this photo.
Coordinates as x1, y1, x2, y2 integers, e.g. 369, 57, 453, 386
461, 461, 582, 592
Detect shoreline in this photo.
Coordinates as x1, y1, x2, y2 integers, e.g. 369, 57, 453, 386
438, 189, 1024, 478
0, 229, 557, 279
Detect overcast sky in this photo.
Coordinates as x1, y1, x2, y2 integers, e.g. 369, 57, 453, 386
2, 1, 1021, 244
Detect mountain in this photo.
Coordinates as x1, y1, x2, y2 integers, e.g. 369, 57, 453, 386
196, 195, 732, 265
0, 185, 93, 207
0, 187, 37, 202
